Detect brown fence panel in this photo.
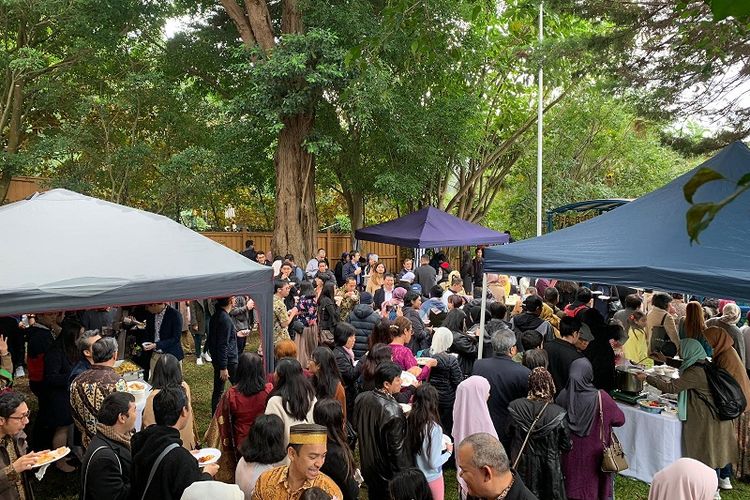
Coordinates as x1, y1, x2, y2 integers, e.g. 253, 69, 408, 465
4, 176, 46, 204
201, 230, 402, 271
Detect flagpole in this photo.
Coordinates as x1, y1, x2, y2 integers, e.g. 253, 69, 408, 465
536, 1, 544, 237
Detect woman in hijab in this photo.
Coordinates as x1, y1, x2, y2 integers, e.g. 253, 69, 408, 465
452, 376, 497, 500
648, 458, 718, 500
705, 326, 750, 481
707, 302, 745, 365
638, 339, 737, 484
426, 327, 463, 434
556, 358, 624, 500
508, 367, 570, 500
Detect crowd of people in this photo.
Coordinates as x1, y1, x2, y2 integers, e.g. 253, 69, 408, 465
0, 241, 749, 500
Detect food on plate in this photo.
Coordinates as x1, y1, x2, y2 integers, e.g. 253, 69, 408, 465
114, 360, 141, 375
198, 455, 215, 464
127, 382, 145, 391
35, 446, 69, 466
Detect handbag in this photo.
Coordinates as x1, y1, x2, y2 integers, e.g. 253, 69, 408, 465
511, 401, 549, 469
599, 391, 628, 473
318, 329, 335, 348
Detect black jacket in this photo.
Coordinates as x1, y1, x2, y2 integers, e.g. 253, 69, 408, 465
413, 265, 436, 296
507, 398, 570, 500
449, 332, 493, 379
505, 470, 540, 500
317, 296, 339, 331
320, 438, 359, 500
80, 432, 131, 500
373, 287, 390, 312
347, 305, 380, 359
353, 390, 412, 496
333, 345, 362, 418
206, 308, 239, 369
146, 305, 184, 361
471, 354, 531, 447
429, 352, 463, 410
131, 425, 211, 500
403, 307, 428, 353
544, 338, 583, 396
510, 313, 554, 346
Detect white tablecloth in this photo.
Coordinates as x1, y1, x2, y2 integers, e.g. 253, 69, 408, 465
614, 402, 683, 483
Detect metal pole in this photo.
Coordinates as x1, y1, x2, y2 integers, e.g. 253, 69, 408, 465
536, 1, 544, 237
478, 272, 488, 359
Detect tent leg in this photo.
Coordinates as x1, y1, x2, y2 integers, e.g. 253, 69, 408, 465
478, 273, 488, 359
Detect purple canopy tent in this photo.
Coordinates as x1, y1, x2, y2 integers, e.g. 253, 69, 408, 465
354, 206, 509, 248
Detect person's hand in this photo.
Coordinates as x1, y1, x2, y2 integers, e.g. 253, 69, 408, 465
143, 342, 156, 351
14, 451, 45, 473
0, 335, 8, 356
246, 299, 255, 311
290, 307, 299, 317
651, 351, 667, 363
396, 306, 404, 318
203, 463, 220, 477
635, 372, 647, 382
425, 358, 438, 368
408, 366, 421, 376
220, 369, 229, 381
446, 443, 454, 453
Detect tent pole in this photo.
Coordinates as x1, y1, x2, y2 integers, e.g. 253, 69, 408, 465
478, 272, 488, 359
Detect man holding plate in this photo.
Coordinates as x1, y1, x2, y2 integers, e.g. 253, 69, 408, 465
0, 392, 47, 499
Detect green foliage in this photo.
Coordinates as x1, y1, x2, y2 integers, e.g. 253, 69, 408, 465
487, 88, 693, 238
683, 167, 750, 243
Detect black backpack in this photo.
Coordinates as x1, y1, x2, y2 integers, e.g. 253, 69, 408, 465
698, 361, 747, 421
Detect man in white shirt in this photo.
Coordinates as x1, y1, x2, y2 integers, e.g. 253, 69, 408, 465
305, 248, 327, 278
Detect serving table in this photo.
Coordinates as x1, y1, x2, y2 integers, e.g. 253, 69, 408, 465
614, 402, 683, 483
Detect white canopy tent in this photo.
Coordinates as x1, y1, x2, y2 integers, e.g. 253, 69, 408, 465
0, 189, 275, 369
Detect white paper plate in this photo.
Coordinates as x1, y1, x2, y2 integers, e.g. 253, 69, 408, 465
191, 448, 221, 466
33, 447, 71, 468
400, 371, 418, 387
416, 357, 432, 366
399, 403, 412, 413
441, 434, 452, 450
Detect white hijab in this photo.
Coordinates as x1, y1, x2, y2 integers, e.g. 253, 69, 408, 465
430, 327, 454, 355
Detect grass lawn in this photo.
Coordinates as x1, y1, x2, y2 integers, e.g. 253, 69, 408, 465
19, 336, 750, 499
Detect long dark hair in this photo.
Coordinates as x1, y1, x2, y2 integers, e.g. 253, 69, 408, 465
310, 347, 342, 400
313, 399, 355, 477
239, 414, 287, 464
299, 281, 316, 299
369, 318, 394, 349
318, 282, 335, 304
361, 343, 392, 387
236, 353, 266, 396
406, 384, 441, 458
443, 308, 466, 333
270, 358, 315, 420
151, 353, 183, 389
59, 317, 82, 364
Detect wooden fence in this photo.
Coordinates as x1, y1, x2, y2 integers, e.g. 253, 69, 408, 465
4, 176, 45, 204
201, 230, 403, 272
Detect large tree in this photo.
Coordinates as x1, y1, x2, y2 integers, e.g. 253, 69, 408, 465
217, 0, 323, 260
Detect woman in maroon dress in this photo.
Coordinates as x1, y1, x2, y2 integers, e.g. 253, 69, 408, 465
205, 352, 273, 482
556, 357, 625, 499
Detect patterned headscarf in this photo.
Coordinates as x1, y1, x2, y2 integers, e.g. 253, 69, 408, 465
527, 367, 555, 402
719, 303, 741, 326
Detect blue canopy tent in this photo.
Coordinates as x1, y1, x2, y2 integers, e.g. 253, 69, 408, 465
483, 141, 750, 302
354, 206, 510, 247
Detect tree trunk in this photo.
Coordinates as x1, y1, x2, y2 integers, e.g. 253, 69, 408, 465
271, 112, 317, 261
343, 190, 364, 249
1, 79, 25, 204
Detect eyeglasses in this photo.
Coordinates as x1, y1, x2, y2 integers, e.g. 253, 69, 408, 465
7, 412, 30, 420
